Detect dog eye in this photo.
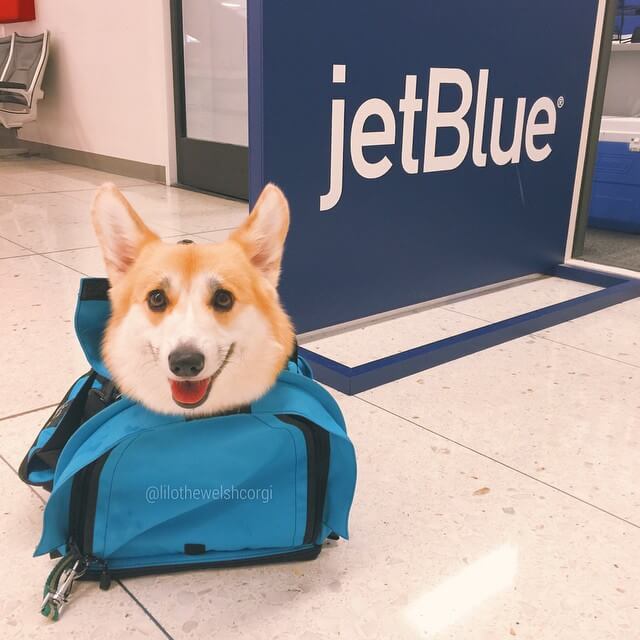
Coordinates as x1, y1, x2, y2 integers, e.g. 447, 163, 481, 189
147, 289, 168, 312
212, 289, 234, 312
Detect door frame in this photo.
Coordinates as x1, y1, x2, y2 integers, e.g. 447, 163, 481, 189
567, 0, 618, 259
169, 0, 249, 199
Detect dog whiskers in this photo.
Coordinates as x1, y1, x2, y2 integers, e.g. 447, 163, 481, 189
137, 357, 159, 374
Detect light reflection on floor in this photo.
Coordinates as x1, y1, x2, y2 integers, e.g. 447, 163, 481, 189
405, 545, 519, 636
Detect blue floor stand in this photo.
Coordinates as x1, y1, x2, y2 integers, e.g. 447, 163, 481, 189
299, 264, 640, 395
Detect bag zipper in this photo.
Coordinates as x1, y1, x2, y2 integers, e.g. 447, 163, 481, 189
46, 449, 113, 614
276, 414, 330, 544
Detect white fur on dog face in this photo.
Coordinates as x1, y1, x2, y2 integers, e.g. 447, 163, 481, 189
106, 271, 286, 416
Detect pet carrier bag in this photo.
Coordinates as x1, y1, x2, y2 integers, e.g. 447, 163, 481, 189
19, 278, 357, 620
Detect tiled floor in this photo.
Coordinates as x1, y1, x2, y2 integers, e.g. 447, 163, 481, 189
0, 157, 638, 639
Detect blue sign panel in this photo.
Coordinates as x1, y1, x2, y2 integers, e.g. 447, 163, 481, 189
249, 0, 600, 333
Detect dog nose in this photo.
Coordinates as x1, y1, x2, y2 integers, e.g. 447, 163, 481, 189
168, 348, 205, 378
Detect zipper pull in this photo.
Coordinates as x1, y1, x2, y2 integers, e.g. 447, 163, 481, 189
40, 550, 86, 620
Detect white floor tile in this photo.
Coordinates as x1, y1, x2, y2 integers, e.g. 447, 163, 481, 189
0, 235, 31, 259
13, 168, 152, 193
66, 185, 248, 234
44, 246, 111, 278
0, 192, 176, 253
303, 308, 486, 367
444, 276, 600, 323
0, 157, 79, 173
194, 229, 234, 243
48, 230, 234, 277
118, 395, 639, 640
0, 157, 154, 184
0, 255, 90, 418
0, 460, 167, 639
359, 334, 640, 525
537, 297, 640, 368
0, 175, 42, 196
52, 166, 154, 185
0, 408, 58, 502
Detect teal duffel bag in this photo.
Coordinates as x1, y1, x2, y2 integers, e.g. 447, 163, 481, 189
19, 279, 357, 620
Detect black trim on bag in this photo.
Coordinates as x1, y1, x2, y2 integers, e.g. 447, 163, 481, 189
20, 372, 122, 491
79, 278, 110, 301
184, 403, 252, 421
18, 371, 87, 483
80, 545, 322, 581
290, 338, 299, 365
69, 451, 111, 555
30, 372, 98, 471
184, 543, 206, 555
83, 452, 111, 554
83, 379, 121, 421
18, 370, 96, 486
276, 415, 330, 545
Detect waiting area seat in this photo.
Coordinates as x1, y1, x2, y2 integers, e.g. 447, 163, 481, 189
0, 32, 49, 129
0, 35, 13, 78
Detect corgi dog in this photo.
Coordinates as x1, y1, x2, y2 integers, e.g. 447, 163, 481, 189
92, 183, 295, 416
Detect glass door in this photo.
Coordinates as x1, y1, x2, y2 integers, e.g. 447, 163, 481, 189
170, 0, 248, 199
572, 0, 640, 273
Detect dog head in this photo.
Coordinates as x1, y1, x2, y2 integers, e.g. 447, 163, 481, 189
92, 183, 294, 416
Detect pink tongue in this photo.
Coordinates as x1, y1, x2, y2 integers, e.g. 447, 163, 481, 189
170, 379, 210, 405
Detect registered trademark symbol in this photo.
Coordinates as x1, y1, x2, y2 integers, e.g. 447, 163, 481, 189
557, 96, 565, 109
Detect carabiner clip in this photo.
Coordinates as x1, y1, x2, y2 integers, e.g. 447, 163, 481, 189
40, 553, 86, 621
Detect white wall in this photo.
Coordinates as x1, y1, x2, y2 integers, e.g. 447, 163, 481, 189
2, 0, 176, 179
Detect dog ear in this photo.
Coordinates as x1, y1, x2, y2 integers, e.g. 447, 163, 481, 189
230, 183, 290, 287
92, 183, 159, 283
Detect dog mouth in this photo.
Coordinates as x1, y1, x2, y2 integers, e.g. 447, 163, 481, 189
169, 344, 235, 409
169, 377, 214, 408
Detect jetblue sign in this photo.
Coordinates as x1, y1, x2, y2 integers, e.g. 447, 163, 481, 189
321, 65, 560, 211
249, 0, 600, 333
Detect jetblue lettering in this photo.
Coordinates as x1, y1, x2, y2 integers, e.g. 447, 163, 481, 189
320, 65, 559, 211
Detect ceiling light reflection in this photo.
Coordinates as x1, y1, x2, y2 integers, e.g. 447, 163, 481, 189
405, 544, 519, 636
